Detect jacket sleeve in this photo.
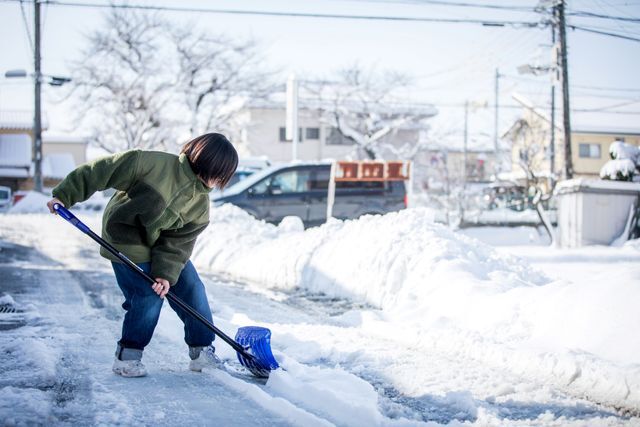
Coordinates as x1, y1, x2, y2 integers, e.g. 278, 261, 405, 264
51, 150, 140, 207
149, 218, 209, 285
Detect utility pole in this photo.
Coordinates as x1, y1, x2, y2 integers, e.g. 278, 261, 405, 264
286, 74, 299, 161
493, 68, 500, 173
463, 100, 468, 189
550, 20, 557, 182
556, 0, 573, 179
33, 0, 43, 192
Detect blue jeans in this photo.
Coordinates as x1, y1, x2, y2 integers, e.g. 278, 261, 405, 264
112, 260, 215, 356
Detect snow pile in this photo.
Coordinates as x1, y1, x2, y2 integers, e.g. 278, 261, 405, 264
194, 204, 640, 410
195, 204, 546, 316
7, 191, 51, 214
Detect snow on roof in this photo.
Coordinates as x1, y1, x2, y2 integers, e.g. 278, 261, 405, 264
248, 93, 438, 118
0, 166, 29, 178
0, 133, 31, 168
42, 153, 76, 179
555, 178, 640, 195
0, 110, 48, 130
42, 132, 90, 144
571, 125, 640, 136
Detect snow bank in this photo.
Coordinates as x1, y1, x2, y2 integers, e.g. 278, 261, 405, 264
7, 191, 51, 214
194, 204, 640, 410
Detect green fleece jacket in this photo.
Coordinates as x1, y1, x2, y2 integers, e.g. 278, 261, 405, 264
52, 150, 211, 284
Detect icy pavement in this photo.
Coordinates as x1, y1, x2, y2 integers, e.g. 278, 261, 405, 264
0, 212, 638, 426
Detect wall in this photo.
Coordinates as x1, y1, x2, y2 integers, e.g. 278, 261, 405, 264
244, 108, 354, 162
572, 132, 640, 177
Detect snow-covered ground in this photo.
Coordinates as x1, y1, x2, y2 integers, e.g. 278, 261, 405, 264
1, 199, 639, 426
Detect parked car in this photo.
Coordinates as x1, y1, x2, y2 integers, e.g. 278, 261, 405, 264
212, 162, 408, 227
0, 186, 11, 213
209, 167, 263, 200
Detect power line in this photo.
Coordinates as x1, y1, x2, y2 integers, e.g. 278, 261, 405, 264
570, 24, 640, 42
340, 0, 536, 12
0, 0, 546, 27
18, 0, 34, 54
568, 10, 640, 23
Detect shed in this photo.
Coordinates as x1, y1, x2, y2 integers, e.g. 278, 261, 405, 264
555, 179, 640, 247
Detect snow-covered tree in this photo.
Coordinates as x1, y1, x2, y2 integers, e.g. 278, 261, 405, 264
169, 26, 277, 140
69, 9, 175, 153
600, 140, 640, 182
508, 118, 551, 188
304, 65, 435, 160
68, 8, 276, 153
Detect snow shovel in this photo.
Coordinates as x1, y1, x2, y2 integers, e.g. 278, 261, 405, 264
53, 203, 279, 378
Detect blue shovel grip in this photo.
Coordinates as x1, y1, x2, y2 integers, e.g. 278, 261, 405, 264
53, 203, 90, 233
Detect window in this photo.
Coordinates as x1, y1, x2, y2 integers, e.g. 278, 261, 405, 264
326, 127, 356, 146
305, 127, 320, 140
272, 169, 312, 193
310, 168, 329, 190
578, 143, 601, 159
279, 127, 303, 143
254, 169, 313, 194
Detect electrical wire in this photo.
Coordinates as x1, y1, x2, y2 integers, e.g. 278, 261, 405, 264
570, 24, 640, 42
568, 10, 640, 22
0, 0, 547, 27
335, 0, 536, 12
18, 0, 34, 54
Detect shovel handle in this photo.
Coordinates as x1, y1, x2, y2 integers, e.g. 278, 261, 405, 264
52, 203, 257, 359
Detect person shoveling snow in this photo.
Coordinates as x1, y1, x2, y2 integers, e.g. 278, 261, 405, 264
46, 133, 277, 379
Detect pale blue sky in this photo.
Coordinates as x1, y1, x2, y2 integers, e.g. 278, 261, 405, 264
1, 0, 638, 149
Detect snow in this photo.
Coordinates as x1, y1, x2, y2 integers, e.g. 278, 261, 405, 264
7, 191, 51, 213
600, 141, 639, 181
609, 141, 640, 163
192, 204, 640, 411
0, 206, 639, 425
555, 178, 640, 194
600, 159, 637, 180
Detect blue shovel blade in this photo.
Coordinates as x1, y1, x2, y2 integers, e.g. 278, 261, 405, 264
235, 326, 279, 377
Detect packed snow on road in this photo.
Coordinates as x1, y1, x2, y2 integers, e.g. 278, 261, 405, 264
1, 194, 639, 426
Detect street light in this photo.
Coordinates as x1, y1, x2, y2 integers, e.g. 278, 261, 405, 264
4, 68, 72, 192
4, 70, 28, 79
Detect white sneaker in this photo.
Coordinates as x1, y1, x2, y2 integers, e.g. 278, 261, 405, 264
189, 346, 223, 372
112, 358, 147, 377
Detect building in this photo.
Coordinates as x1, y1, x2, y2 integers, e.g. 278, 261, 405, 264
238, 97, 436, 164
413, 148, 497, 192
0, 110, 88, 192
505, 103, 640, 181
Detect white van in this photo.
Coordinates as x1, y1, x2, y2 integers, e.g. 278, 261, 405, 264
0, 186, 12, 212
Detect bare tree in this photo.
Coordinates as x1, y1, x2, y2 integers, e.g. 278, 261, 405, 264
70, 8, 176, 153
304, 65, 435, 160
68, 8, 276, 154
169, 27, 277, 140
508, 118, 550, 189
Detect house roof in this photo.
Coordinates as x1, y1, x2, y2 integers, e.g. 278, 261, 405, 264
571, 125, 640, 136
0, 110, 48, 131
42, 132, 90, 145
508, 93, 640, 137
248, 93, 438, 119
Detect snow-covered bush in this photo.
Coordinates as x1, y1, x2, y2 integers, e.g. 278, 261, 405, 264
600, 140, 640, 181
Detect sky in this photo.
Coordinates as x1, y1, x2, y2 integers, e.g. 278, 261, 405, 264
0, 0, 639, 151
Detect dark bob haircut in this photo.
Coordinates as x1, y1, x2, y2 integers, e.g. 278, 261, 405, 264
181, 133, 239, 189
